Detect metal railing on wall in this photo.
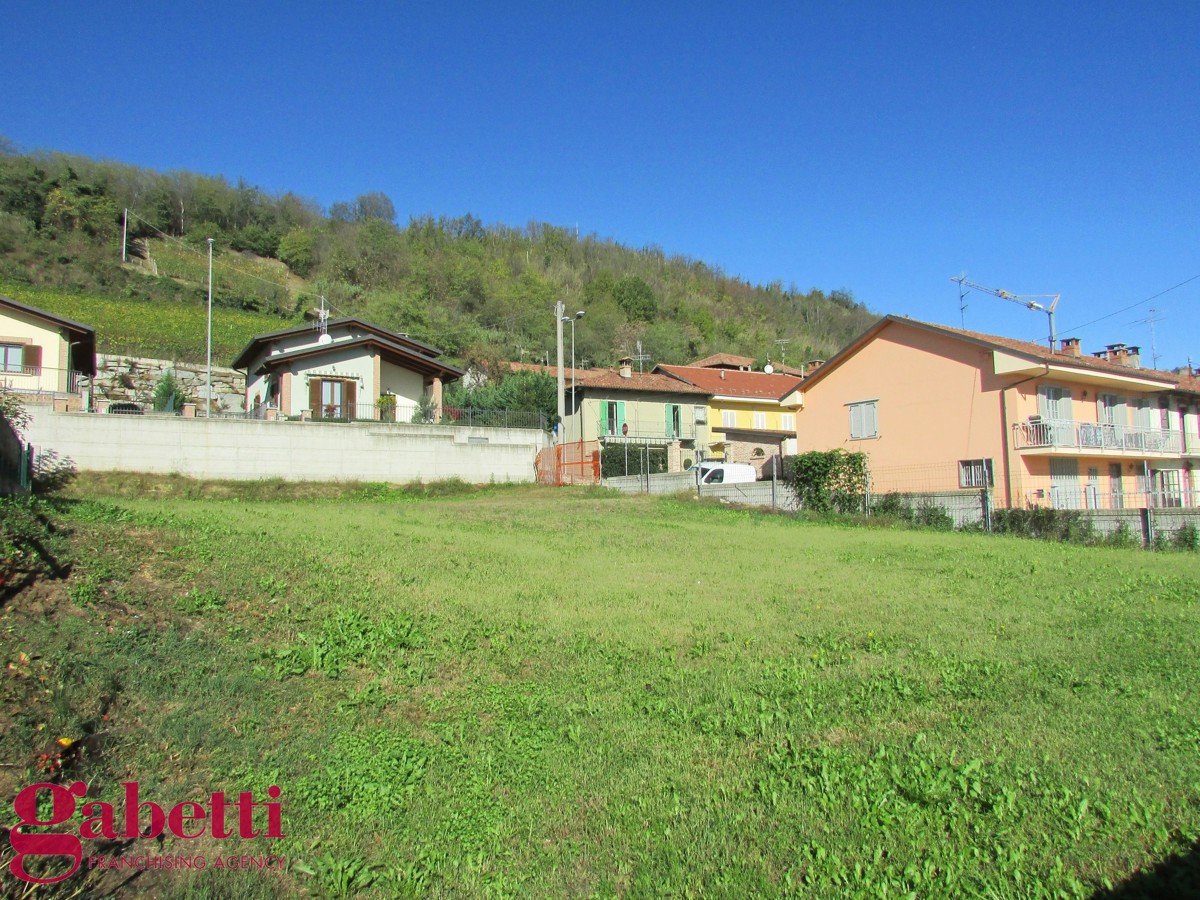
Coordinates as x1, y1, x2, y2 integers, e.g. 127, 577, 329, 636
1012, 418, 1183, 454
90, 401, 547, 431
1, 367, 88, 396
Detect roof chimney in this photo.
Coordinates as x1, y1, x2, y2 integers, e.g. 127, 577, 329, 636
802, 359, 824, 377
1124, 345, 1141, 368
1057, 337, 1081, 357
618, 356, 632, 378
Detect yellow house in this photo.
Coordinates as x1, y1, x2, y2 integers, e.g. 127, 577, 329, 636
655, 362, 803, 476
0, 295, 96, 402
795, 316, 1200, 509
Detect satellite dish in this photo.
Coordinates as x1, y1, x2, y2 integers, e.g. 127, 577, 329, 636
763, 364, 774, 374
317, 333, 333, 345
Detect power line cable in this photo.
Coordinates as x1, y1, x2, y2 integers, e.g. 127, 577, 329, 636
1057, 274, 1200, 335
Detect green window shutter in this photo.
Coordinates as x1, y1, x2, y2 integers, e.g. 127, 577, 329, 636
598, 402, 607, 436
665, 404, 673, 437
617, 401, 626, 434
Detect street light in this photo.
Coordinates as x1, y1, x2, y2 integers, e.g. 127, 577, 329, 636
561, 310, 585, 406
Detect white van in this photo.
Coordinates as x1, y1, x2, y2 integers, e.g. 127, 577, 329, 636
693, 462, 757, 485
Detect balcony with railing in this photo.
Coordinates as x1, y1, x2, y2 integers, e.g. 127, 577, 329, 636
597, 418, 698, 443
0, 365, 88, 396
1012, 417, 1183, 455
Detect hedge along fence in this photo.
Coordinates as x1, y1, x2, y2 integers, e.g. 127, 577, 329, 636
783, 448, 1198, 550
600, 444, 667, 479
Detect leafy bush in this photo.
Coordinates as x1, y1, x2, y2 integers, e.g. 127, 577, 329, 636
787, 449, 868, 514
1171, 523, 1199, 551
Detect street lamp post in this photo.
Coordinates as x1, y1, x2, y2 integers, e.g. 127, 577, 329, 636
206, 238, 214, 418
554, 302, 565, 430
562, 310, 585, 403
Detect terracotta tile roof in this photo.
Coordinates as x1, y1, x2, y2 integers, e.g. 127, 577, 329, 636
892, 317, 1186, 384
801, 315, 1199, 394
576, 370, 710, 394
689, 352, 756, 369
655, 364, 803, 400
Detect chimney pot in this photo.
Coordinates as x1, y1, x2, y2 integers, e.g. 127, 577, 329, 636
618, 356, 632, 378
1058, 337, 1081, 357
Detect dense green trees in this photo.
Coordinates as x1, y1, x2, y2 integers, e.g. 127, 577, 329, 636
0, 136, 877, 372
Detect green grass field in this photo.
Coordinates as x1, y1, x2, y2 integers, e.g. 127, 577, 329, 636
2, 482, 1198, 898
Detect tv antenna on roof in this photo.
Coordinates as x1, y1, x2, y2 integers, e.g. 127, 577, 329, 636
950, 276, 1060, 347
316, 295, 332, 344
632, 340, 651, 373
774, 338, 790, 367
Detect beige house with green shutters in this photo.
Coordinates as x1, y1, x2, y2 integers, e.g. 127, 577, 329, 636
560, 359, 711, 471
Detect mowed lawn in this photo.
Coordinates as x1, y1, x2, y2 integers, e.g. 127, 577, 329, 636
2, 483, 1199, 899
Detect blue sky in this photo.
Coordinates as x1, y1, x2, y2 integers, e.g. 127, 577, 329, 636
5, 2, 1198, 369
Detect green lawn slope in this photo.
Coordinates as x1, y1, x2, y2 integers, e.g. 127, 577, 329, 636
0, 280, 301, 366
2, 483, 1196, 898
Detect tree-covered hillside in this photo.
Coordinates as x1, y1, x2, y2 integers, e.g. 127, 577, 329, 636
0, 138, 877, 368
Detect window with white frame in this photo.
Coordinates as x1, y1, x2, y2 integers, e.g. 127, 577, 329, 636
958, 458, 994, 489
693, 405, 707, 424
848, 400, 878, 440
780, 413, 795, 432
721, 410, 737, 428
753, 412, 767, 430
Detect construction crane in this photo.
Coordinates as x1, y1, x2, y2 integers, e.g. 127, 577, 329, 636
951, 276, 1061, 348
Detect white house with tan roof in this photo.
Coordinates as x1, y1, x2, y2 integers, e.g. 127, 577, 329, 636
232, 318, 463, 422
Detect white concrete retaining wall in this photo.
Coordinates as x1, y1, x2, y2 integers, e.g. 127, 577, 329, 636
604, 472, 799, 510
25, 405, 546, 484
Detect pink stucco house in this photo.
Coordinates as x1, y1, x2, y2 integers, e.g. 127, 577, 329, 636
795, 316, 1200, 509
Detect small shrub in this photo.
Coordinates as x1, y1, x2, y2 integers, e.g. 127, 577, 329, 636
1103, 520, 1140, 549
152, 369, 190, 412
1170, 523, 1199, 551
913, 499, 954, 530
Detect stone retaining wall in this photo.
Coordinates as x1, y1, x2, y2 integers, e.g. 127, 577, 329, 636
90, 355, 244, 412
